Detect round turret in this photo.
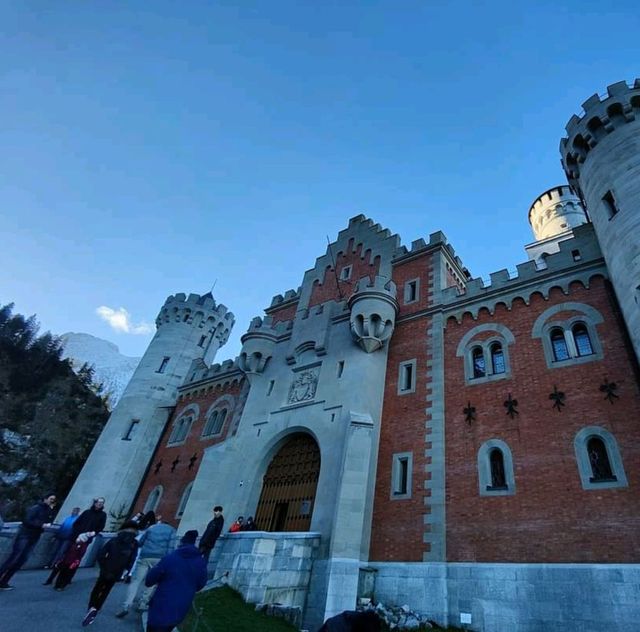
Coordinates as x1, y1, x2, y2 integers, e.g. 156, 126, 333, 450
560, 79, 640, 362
528, 185, 587, 241
60, 291, 234, 520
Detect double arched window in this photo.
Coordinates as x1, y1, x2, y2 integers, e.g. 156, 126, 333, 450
202, 408, 228, 438
458, 324, 514, 385
167, 414, 194, 445
550, 322, 593, 362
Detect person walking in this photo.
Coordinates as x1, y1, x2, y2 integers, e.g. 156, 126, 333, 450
52, 497, 107, 588
198, 505, 224, 564
116, 514, 176, 618
144, 530, 207, 632
81, 521, 139, 627
46, 506, 80, 568
0, 492, 56, 590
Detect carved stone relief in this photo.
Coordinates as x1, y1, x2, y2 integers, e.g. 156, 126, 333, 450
287, 368, 319, 404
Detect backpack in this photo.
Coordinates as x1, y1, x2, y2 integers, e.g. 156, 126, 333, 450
98, 533, 138, 580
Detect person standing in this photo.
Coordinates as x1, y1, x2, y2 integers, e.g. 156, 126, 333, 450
52, 497, 107, 589
198, 506, 224, 564
81, 521, 139, 627
229, 516, 244, 533
0, 492, 56, 590
46, 506, 80, 567
144, 530, 207, 632
116, 515, 176, 618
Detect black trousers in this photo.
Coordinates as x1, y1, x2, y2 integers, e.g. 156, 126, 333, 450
0, 533, 38, 585
147, 625, 174, 632
88, 576, 117, 610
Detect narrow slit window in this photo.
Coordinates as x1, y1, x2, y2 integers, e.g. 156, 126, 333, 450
337, 361, 345, 378
397, 458, 408, 495
157, 357, 170, 374
267, 380, 275, 396
405, 280, 418, 303
402, 364, 413, 391
198, 335, 207, 347
122, 419, 140, 441
602, 190, 619, 219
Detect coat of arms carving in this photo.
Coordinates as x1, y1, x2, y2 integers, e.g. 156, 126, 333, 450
288, 369, 318, 404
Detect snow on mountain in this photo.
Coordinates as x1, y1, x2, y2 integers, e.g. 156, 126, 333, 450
59, 332, 140, 408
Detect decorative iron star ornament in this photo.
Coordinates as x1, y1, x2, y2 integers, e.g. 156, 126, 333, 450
171, 456, 180, 472
599, 378, 619, 404
188, 453, 198, 470
463, 401, 476, 425
154, 461, 163, 475
503, 393, 519, 419
549, 385, 566, 412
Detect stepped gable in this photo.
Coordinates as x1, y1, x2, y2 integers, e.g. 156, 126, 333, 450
297, 215, 401, 311
392, 229, 467, 272
560, 79, 640, 196
442, 224, 606, 323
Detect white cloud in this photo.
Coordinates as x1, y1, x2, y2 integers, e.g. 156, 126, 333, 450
96, 306, 153, 335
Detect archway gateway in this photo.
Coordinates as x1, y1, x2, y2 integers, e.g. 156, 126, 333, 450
254, 433, 321, 532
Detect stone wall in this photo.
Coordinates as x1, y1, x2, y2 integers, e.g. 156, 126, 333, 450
369, 561, 640, 632
210, 532, 320, 610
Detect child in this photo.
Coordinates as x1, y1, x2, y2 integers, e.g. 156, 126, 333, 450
81, 521, 139, 627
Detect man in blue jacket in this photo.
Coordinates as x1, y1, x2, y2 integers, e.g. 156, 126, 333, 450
117, 514, 176, 617
0, 492, 57, 590
144, 530, 207, 632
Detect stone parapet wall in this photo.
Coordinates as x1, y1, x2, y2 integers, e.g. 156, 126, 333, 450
368, 561, 640, 632
210, 532, 320, 610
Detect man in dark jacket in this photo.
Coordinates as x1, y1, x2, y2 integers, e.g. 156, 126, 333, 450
198, 505, 223, 564
0, 492, 57, 590
145, 530, 207, 632
81, 521, 139, 627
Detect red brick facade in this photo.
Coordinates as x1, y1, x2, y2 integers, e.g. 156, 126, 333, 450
133, 376, 247, 527
443, 277, 640, 562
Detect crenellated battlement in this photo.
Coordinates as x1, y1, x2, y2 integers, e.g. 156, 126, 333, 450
156, 291, 235, 340
185, 357, 244, 385
441, 224, 605, 319
528, 185, 587, 241
352, 274, 397, 298
560, 79, 640, 193
269, 288, 302, 308
242, 315, 293, 340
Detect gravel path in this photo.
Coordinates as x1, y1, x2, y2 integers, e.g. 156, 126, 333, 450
1, 568, 143, 632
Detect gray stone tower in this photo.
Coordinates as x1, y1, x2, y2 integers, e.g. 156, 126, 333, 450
560, 79, 640, 362
60, 292, 234, 520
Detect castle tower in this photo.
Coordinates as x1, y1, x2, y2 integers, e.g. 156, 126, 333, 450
525, 185, 588, 265
560, 79, 640, 362
59, 292, 234, 520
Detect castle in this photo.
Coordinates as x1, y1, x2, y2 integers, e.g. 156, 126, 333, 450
63, 80, 640, 631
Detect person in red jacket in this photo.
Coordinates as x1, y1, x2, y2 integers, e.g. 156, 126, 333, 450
228, 516, 244, 533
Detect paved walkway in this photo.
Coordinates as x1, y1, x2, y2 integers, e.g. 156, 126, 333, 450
1, 568, 144, 632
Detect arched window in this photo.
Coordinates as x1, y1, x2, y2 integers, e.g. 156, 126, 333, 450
176, 482, 193, 518
202, 408, 227, 438
489, 449, 507, 489
550, 328, 570, 361
490, 343, 505, 374
472, 347, 485, 378
574, 426, 628, 490
144, 485, 163, 512
587, 437, 615, 482
572, 323, 593, 356
168, 415, 193, 445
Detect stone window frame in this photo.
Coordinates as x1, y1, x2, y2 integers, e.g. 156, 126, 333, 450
340, 265, 353, 281
167, 403, 200, 446
122, 419, 140, 441
403, 278, 420, 305
397, 358, 417, 395
477, 439, 516, 497
201, 396, 235, 439
144, 485, 163, 512
532, 302, 604, 369
456, 323, 515, 386
574, 426, 628, 490
176, 481, 194, 518
390, 451, 413, 500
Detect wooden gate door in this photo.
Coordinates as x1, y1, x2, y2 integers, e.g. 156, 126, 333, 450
254, 433, 321, 532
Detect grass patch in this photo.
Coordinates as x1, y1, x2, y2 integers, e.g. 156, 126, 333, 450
181, 585, 298, 632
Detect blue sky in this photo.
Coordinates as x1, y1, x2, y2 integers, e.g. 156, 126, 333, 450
1, 1, 638, 359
